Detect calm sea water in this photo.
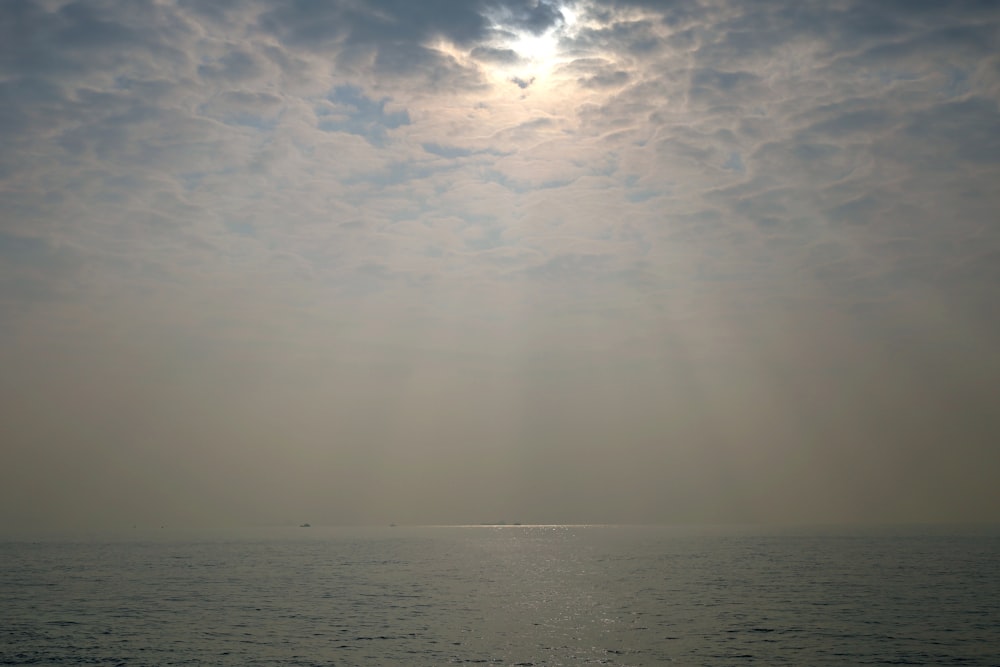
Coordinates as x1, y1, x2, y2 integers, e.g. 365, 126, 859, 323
2, 524, 998, 666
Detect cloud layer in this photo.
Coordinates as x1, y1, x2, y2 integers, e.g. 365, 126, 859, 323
2, 0, 999, 530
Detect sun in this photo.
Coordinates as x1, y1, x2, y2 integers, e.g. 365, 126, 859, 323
485, 4, 580, 87
428, 4, 583, 94
510, 28, 560, 70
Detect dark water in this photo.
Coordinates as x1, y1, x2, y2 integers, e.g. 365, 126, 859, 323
2, 525, 998, 665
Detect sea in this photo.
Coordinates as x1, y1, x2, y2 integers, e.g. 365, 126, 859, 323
2, 524, 998, 666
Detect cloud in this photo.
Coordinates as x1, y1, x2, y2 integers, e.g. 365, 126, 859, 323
197, 48, 265, 83
422, 142, 475, 158
471, 45, 522, 65
256, 0, 493, 85
319, 85, 411, 146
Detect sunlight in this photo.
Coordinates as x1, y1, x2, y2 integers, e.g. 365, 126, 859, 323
510, 29, 559, 70
487, 3, 580, 87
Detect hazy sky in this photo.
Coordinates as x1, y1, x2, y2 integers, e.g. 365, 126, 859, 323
2, 0, 999, 531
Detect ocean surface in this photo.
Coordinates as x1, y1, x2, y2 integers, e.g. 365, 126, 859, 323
2, 524, 998, 666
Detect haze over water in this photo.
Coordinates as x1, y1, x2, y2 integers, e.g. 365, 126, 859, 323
4, 5, 998, 664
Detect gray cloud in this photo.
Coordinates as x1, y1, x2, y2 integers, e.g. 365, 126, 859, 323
471, 45, 523, 65
488, 0, 565, 35
198, 49, 264, 83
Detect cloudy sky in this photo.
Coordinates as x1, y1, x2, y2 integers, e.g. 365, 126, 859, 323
2, 0, 999, 531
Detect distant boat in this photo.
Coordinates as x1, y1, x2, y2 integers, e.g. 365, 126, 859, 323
479, 521, 521, 526
299, 523, 311, 528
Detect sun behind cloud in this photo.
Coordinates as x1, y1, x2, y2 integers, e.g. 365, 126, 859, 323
474, 2, 581, 90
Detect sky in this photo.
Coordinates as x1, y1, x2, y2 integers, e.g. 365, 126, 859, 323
1, 0, 999, 532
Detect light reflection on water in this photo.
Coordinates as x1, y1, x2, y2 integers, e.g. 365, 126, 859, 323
2, 524, 998, 665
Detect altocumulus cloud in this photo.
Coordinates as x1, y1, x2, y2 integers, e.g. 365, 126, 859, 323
1, 0, 999, 530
